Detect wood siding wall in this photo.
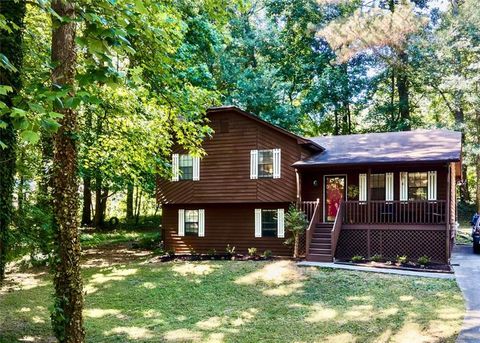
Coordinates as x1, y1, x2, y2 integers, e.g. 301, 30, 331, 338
157, 110, 306, 204
300, 163, 449, 223
162, 203, 292, 255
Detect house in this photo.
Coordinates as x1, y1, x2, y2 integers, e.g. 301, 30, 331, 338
157, 106, 462, 263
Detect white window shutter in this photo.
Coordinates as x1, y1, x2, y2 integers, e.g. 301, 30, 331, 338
273, 149, 281, 179
198, 209, 205, 237
359, 174, 367, 202
171, 154, 179, 181
385, 172, 394, 201
250, 150, 258, 179
277, 208, 285, 238
400, 172, 408, 201
178, 209, 185, 236
193, 156, 200, 181
428, 171, 437, 201
254, 209, 262, 237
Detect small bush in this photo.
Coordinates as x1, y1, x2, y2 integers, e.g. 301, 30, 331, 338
371, 254, 383, 262
225, 244, 236, 255
248, 247, 257, 257
396, 255, 408, 265
351, 255, 364, 262
207, 249, 217, 256
262, 250, 273, 259
417, 255, 431, 266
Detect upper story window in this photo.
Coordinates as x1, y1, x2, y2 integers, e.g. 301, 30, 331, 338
250, 149, 281, 179
179, 155, 193, 180
258, 150, 273, 178
171, 154, 200, 181
408, 172, 428, 200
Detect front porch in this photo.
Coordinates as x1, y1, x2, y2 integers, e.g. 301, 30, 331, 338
300, 199, 451, 263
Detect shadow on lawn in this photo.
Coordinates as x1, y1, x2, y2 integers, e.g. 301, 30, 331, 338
0, 260, 464, 343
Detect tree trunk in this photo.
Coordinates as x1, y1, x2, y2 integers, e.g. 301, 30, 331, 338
94, 175, 104, 228
294, 235, 299, 259
81, 176, 92, 226
126, 183, 134, 220
50, 0, 85, 341
397, 51, 410, 130
0, 0, 26, 283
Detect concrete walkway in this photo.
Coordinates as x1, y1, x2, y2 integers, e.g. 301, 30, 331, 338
452, 244, 480, 343
297, 261, 455, 279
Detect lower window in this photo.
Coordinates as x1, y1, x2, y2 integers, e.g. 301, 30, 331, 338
184, 209, 199, 236
261, 209, 277, 237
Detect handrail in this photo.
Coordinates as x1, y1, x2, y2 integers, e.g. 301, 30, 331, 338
305, 198, 320, 257
331, 200, 343, 258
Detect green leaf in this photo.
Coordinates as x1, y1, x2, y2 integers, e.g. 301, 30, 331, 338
0, 85, 13, 95
49, 111, 64, 119
0, 120, 6, 129
0, 140, 6, 149
10, 107, 27, 118
20, 130, 40, 144
42, 118, 62, 132
133, 0, 148, 15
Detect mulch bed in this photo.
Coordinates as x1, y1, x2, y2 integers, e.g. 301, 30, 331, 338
147, 253, 280, 263
335, 259, 452, 273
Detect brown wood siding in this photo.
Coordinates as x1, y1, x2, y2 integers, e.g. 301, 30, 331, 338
157, 110, 304, 204
300, 163, 449, 223
162, 203, 292, 256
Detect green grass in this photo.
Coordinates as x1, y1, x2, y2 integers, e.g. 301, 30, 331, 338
80, 229, 161, 249
0, 259, 464, 342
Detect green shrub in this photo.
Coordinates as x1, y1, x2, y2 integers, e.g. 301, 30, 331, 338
225, 244, 236, 255
371, 254, 383, 262
396, 255, 408, 264
417, 255, 431, 266
207, 249, 217, 256
284, 204, 308, 258
351, 255, 364, 262
262, 250, 273, 259
248, 247, 257, 257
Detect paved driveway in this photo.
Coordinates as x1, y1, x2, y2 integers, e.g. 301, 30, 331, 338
452, 244, 480, 342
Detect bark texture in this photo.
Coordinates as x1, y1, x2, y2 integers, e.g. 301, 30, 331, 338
0, 0, 26, 282
50, 0, 85, 341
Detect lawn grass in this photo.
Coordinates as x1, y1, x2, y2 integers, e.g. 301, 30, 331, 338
80, 229, 161, 249
0, 260, 464, 342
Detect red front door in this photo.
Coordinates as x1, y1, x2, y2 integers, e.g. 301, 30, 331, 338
325, 176, 346, 222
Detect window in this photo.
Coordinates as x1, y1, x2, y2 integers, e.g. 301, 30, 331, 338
179, 155, 193, 180
258, 150, 274, 178
261, 209, 277, 237
370, 174, 385, 201
184, 210, 199, 236
408, 172, 428, 200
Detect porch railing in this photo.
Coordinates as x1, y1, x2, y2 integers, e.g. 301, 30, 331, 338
331, 200, 343, 257
303, 199, 320, 256
343, 200, 447, 225
300, 200, 319, 222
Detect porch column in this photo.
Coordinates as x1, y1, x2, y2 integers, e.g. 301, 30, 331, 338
295, 168, 302, 206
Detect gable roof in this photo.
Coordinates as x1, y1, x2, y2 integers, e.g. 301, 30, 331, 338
207, 106, 323, 152
293, 129, 462, 167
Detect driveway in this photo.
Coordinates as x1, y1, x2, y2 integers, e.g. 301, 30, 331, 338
452, 244, 480, 342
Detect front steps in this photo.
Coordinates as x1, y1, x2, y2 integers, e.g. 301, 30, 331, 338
307, 223, 334, 262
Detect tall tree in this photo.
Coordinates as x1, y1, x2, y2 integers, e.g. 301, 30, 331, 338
0, 0, 26, 282
49, 0, 84, 340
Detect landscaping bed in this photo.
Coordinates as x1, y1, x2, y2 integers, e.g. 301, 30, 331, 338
335, 259, 452, 273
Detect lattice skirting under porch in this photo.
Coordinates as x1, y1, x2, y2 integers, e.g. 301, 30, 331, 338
335, 226, 448, 263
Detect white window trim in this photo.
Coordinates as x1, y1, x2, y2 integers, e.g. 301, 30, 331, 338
198, 209, 205, 237
193, 156, 200, 181
428, 171, 437, 201
359, 173, 367, 202
277, 208, 285, 238
385, 172, 394, 201
254, 209, 262, 237
172, 154, 179, 181
250, 150, 258, 179
273, 149, 281, 179
178, 209, 185, 236
400, 172, 408, 201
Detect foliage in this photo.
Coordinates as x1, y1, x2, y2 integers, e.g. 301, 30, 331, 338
225, 244, 236, 256
351, 255, 365, 262
0, 260, 464, 342
284, 204, 308, 258
396, 255, 409, 265
80, 229, 160, 249
417, 255, 431, 266
262, 250, 273, 259
248, 247, 257, 257
371, 254, 383, 262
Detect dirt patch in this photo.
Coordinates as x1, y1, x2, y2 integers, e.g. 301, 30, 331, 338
81, 243, 153, 268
